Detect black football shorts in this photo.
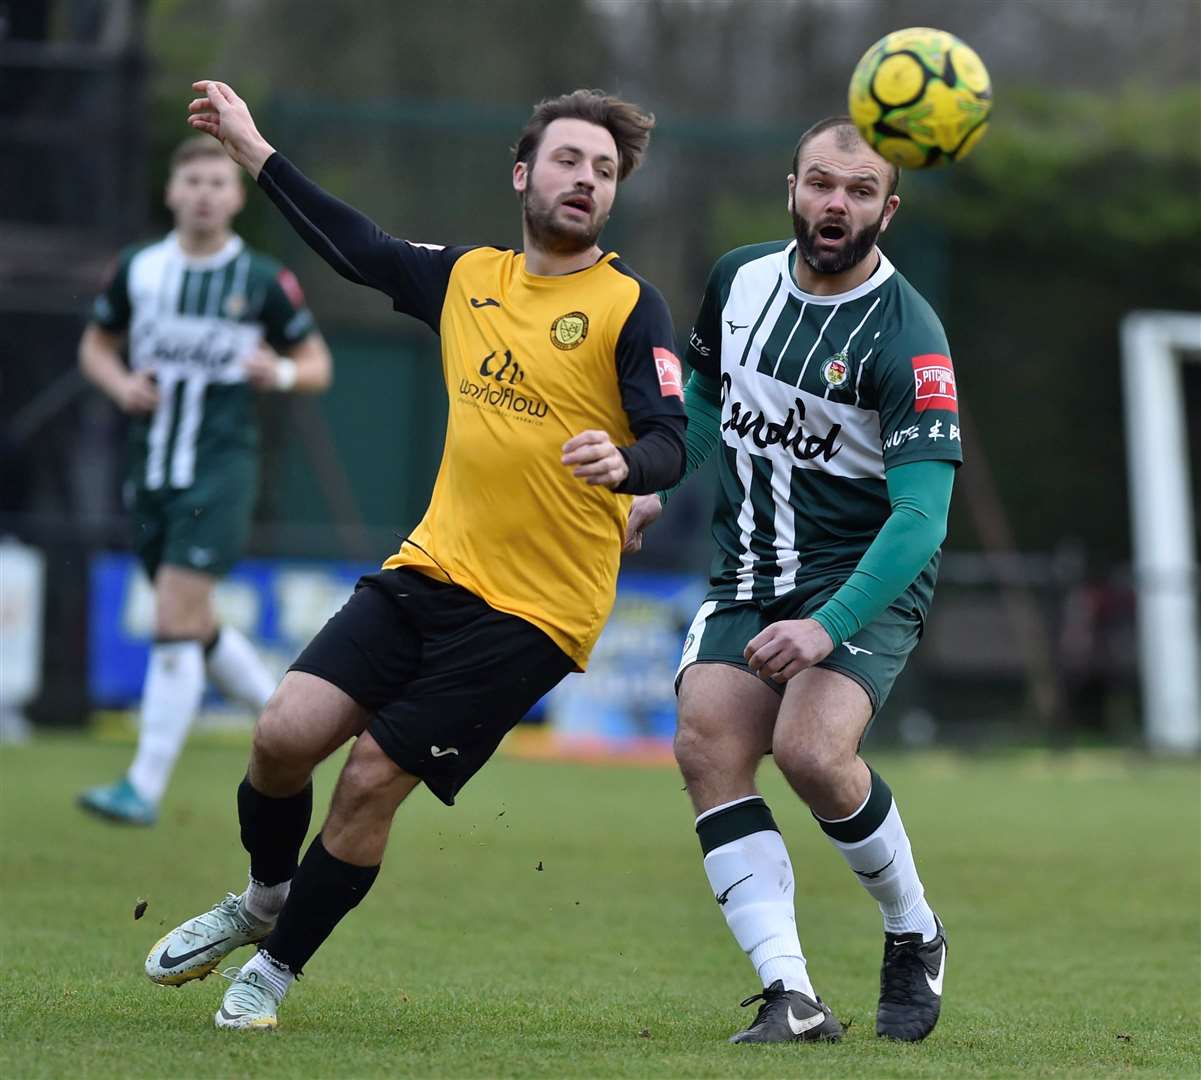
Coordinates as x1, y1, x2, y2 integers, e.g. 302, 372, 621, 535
289, 568, 574, 804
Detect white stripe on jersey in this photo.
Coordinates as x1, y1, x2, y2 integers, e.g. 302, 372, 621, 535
733, 449, 757, 601
770, 456, 801, 596
169, 375, 207, 488
724, 253, 786, 368
795, 303, 842, 387
206, 264, 228, 318
230, 252, 251, 308
144, 370, 181, 489
770, 301, 808, 379
183, 264, 203, 315
740, 277, 790, 373
824, 297, 882, 401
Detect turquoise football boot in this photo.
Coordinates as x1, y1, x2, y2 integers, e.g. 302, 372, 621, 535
77, 777, 158, 826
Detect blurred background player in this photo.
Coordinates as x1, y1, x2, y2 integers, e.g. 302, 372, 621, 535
143, 80, 685, 1031
627, 117, 960, 1044
77, 136, 333, 826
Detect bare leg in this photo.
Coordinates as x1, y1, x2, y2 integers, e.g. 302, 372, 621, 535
771, 667, 873, 819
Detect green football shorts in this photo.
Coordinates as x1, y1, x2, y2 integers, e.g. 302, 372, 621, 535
129, 456, 257, 579
675, 584, 926, 716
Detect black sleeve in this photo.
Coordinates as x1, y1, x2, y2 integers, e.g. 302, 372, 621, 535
610, 272, 687, 494
257, 152, 471, 331
614, 421, 686, 495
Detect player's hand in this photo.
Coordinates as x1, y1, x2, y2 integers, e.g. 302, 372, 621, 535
243, 344, 288, 391
562, 430, 629, 490
186, 80, 275, 178
744, 618, 835, 684
623, 493, 663, 553
116, 371, 160, 415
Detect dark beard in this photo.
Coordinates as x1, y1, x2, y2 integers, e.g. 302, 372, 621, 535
793, 206, 884, 276
522, 184, 605, 256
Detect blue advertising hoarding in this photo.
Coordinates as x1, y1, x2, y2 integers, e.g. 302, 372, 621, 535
89, 554, 703, 746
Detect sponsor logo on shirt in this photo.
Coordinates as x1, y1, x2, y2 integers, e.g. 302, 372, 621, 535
688, 329, 710, 357
458, 349, 547, 422
653, 347, 684, 399
912, 354, 957, 412
720, 374, 842, 463
276, 268, 306, 310
550, 311, 589, 350
479, 349, 524, 384
883, 424, 921, 450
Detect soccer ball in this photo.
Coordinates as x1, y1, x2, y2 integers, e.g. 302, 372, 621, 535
848, 27, 991, 169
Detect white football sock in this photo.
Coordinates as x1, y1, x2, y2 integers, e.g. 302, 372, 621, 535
206, 626, 276, 712
240, 949, 294, 1000
243, 875, 289, 923
821, 785, 937, 941
127, 640, 205, 805
698, 797, 815, 996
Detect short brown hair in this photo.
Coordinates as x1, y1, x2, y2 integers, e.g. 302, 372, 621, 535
169, 135, 237, 174
513, 89, 654, 182
792, 115, 899, 196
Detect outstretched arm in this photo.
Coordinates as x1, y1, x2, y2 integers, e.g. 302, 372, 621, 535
187, 80, 464, 326
186, 80, 275, 178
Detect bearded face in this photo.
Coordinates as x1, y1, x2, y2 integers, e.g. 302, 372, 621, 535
521, 167, 608, 256
792, 203, 886, 276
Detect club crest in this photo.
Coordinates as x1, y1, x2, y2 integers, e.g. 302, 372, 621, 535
821, 351, 851, 390
550, 311, 589, 350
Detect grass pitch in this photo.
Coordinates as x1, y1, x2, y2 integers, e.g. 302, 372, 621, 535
1, 735, 1198, 1078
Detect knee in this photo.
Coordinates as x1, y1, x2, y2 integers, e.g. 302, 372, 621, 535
333, 738, 406, 816
771, 733, 841, 800
251, 694, 309, 774
673, 713, 760, 787
673, 719, 716, 782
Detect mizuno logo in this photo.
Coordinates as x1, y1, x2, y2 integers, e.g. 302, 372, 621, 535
841, 642, 874, 656
430, 745, 459, 758
925, 943, 946, 996
470, 297, 500, 309
726, 320, 748, 333
159, 938, 227, 968
854, 851, 896, 879
715, 873, 753, 906
787, 1006, 827, 1036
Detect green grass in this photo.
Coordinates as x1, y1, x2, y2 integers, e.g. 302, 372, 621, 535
1, 736, 1198, 1078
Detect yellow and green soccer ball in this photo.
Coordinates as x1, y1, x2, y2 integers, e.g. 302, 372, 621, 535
848, 27, 991, 169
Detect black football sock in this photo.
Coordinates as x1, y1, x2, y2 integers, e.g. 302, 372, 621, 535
238, 775, 313, 887
258, 833, 379, 974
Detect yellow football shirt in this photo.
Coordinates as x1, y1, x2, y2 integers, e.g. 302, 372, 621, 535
380, 245, 684, 668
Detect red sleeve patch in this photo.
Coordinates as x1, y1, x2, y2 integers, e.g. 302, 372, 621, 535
276, 268, 306, 310
653, 347, 683, 399
912, 354, 957, 413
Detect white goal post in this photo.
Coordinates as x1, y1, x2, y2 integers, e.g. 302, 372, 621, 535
1120, 311, 1201, 753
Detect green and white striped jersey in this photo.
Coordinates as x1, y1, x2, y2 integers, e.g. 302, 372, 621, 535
92, 232, 316, 491
686, 240, 963, 605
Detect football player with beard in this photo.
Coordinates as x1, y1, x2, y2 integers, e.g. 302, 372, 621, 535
626, 116, 961, 1046
145, 82, 685, 1031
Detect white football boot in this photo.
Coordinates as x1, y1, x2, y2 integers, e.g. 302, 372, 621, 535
145, 893, 273, 986
215, 966, 284, 1030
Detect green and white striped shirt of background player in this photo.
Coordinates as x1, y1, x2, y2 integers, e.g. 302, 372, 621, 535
91, 231, 317, 491
685, 239, 963, 608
